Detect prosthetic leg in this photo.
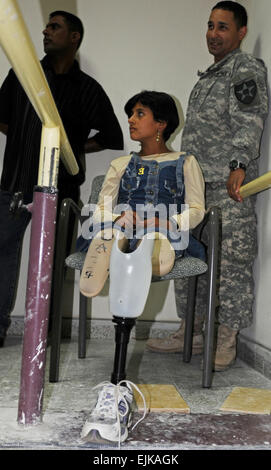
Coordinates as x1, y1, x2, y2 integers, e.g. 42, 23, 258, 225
80, 229, 175, 298
80, 228, 176, 384
109, 233, 155, 384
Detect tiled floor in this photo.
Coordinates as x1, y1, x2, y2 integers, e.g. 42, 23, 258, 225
0, 336, 271, 452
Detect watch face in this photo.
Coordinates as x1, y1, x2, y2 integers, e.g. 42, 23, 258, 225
229, 160, 246, 171
230, 160, 238, 170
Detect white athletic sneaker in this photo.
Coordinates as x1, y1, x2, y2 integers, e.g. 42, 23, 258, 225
81, 380, 147, 447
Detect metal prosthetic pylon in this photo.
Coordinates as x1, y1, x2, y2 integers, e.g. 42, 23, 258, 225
111, 316, 136, 385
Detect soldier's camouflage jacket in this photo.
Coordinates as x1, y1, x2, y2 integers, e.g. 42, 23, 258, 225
181, 48, 269, 183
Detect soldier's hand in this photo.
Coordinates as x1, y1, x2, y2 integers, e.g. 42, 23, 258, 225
226, 169, 246, 202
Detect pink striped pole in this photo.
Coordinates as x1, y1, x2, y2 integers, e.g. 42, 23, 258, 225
17, 187, 58, 425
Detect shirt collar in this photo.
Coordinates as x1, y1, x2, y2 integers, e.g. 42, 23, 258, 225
41, 55, 80, 79
198, 48, 241, 77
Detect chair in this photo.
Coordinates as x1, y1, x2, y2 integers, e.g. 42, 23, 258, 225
49, 175, 220, 388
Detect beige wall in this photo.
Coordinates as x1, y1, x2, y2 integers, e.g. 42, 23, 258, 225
0, 1, 270, 344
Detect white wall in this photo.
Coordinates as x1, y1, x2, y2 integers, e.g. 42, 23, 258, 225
239, 0, 271, 350
0, 1, 270, 341
0, 0, 214, 325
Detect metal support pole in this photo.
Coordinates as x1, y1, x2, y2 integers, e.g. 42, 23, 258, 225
17, 126, 60, 425
17, 187, 58, 425
0, 0, 79, 425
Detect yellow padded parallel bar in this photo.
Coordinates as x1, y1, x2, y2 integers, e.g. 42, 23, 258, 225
0, 0, 79, 177
240, 171, 271, 199
38, 125, 60, 187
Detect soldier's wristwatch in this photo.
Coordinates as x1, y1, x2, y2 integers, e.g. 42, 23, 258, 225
229, 160, 247, 172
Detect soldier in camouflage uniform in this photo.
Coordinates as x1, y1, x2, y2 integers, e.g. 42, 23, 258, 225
146, 1, 269, 370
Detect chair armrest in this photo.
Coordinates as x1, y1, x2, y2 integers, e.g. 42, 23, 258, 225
54, 198, 82, 269
192, 206, 220, 243
58, 197, 81, 221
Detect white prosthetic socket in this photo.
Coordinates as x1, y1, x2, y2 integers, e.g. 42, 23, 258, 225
109, 233, 155, 318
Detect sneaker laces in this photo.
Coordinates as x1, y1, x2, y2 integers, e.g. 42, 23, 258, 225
92, 380, 147, 448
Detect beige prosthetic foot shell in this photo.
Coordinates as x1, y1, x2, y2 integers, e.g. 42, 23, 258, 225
80, 229, 128, 298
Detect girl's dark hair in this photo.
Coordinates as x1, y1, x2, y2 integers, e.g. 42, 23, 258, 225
49, 11, 84, 49
124, 90, 179, 142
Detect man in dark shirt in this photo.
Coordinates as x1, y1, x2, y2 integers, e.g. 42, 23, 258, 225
0, 11, 123, 345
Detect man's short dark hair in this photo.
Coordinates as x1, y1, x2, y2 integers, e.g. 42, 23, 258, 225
124, 90, 179, 143
49, 11, 84, 49
212, 1, 247, 28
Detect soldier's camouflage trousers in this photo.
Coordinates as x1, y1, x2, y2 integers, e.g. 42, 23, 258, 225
174, 182, 257, 330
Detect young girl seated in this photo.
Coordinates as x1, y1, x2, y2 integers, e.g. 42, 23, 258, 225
77, 90, 205, 446
77, 90, 205, 298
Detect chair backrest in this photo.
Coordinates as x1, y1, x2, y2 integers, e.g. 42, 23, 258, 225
88, 175, 105, 205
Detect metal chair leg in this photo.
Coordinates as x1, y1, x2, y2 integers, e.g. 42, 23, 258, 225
49, 265, 66, 383
78, 293, 88, 358
49, 198, 81, 382
202, 290, 216, 388
183, 275, 197, 362
202, 206, 219, 388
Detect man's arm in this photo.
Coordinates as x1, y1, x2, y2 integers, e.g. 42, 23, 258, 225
227, 57, 269, 202
0, 70, 16, 137
82, 81, 124, 153
84, 136, 104, 153
0, 123, 8, 135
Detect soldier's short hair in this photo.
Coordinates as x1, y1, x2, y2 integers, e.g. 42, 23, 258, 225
124, 91, 179, 143
212, 1, 247, 28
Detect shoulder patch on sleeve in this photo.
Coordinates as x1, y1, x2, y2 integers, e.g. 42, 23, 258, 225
234, 78, 257, 105
233, 69, 261, 108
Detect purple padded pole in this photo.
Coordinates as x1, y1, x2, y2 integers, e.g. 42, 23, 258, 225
17, 186, 58, 425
